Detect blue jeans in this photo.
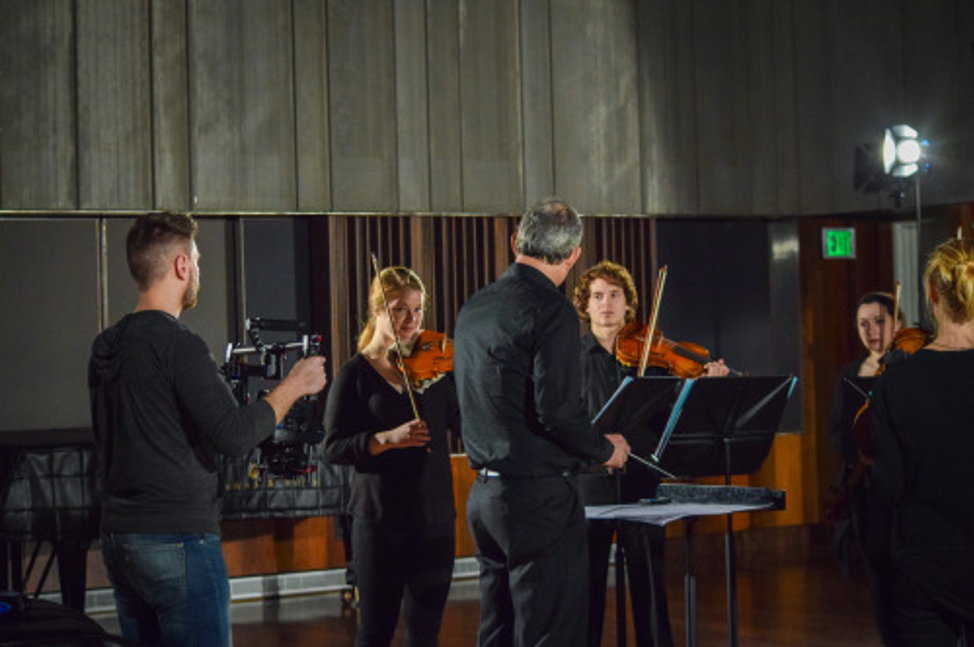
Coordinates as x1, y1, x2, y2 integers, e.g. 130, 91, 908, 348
100, 533, 231, 647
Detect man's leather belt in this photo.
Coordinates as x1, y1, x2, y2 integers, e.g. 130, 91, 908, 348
476, 468, 576, 479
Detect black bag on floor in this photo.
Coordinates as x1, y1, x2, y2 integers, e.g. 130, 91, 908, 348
0, 594, 133, 646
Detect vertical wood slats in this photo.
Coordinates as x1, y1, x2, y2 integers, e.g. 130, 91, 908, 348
309, 213, 514, 453
311, 214, 516, 375
577, 216, 657, 323
311, 211, 660, 384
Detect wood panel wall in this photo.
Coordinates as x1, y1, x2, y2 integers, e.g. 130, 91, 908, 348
3, 0, 973, 215
308, 215, 519, 377
798, 214, 894, 524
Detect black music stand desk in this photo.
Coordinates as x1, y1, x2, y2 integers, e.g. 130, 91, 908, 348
589, 376, 684, 646
586, 484, 786, 647
588, 374, 797, 647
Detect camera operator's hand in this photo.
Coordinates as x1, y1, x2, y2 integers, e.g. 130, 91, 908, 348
369, 419, 430, 455
264, 356, 327, 425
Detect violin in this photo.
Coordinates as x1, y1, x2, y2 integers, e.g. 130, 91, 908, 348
851, 325, 931, 458
829, 325, 932, 523
876, 326, 930, 369
397, 330, 454, 390
614, 320, 741, 378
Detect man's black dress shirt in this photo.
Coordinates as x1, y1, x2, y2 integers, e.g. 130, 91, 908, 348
454, 263, 613, 476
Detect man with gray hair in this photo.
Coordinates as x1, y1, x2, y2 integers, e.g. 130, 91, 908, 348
454, 198, 630, 647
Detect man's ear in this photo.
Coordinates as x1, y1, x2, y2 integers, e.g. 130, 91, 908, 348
565, 247, 582, 269
173, 253, 190, 281
510, 233, 519, 255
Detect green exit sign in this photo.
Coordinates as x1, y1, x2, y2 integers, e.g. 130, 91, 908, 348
822, 228, 856, 259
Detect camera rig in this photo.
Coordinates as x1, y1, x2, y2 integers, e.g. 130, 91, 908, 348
221, 317, 325, 480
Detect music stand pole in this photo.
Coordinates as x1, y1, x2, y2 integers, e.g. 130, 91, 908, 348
685, 517, 698, 647
724, 438, 739, 647
614, 470, 627, 647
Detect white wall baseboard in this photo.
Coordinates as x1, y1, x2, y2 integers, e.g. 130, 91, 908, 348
72, 556, 481, 615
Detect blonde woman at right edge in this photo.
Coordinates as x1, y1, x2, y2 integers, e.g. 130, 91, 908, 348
871, 238, 974, 646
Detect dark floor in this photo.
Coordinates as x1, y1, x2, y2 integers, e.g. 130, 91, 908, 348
96, 524, 883, 647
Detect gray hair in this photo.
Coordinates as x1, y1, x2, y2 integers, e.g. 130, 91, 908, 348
514, 198, 583, 264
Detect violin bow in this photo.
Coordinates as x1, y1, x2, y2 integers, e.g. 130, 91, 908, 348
370, 253, 420, 420
889, 279, 902, 351
892, 280, 901, 327
638, 265, 668, 377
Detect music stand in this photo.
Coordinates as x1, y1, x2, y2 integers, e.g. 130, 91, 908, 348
592, 375, 685, 477
655, 375, 797, 647
590, 375, 684, 646
842, 375, 875, 405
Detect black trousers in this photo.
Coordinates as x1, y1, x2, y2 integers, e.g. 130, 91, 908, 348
887, 548, 974, 647
587, 519, 673, 647
351, 518, 455, 647
853, 484, 897, 645
467, 474, 589, 647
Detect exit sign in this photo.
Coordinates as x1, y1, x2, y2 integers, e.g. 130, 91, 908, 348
822, 228, 856, 259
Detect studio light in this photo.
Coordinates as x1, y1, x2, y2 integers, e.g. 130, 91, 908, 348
854, 124, 931, 197
882, 125, 928, 178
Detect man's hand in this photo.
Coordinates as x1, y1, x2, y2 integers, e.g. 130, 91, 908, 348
284, 356, 328, 394
703, 359, 730, 377
603, 433, 630, 469
263, 356, 327, 424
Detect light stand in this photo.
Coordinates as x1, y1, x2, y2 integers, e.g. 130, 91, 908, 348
879, 124, 931, 326
914, 174, 923, 326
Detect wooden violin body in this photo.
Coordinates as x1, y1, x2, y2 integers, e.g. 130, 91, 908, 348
399, 330, 454, 390
830, 326, 932, 522
852, 326, 931, 459
614, 321, 739, 378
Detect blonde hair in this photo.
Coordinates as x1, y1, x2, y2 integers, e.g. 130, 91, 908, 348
924, 238, 974, 324
357, 266, 428, 351
572, 260, 639, 323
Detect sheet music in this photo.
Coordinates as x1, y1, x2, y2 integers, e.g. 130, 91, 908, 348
585, 500, 777, 526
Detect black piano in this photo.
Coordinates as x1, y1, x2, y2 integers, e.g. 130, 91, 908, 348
0, 428, 346, 612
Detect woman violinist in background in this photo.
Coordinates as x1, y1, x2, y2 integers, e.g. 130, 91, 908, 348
324, 266, 458, 647
827, 291, 903, 645
871, 238, 974, 646
572, 260, 729, 647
